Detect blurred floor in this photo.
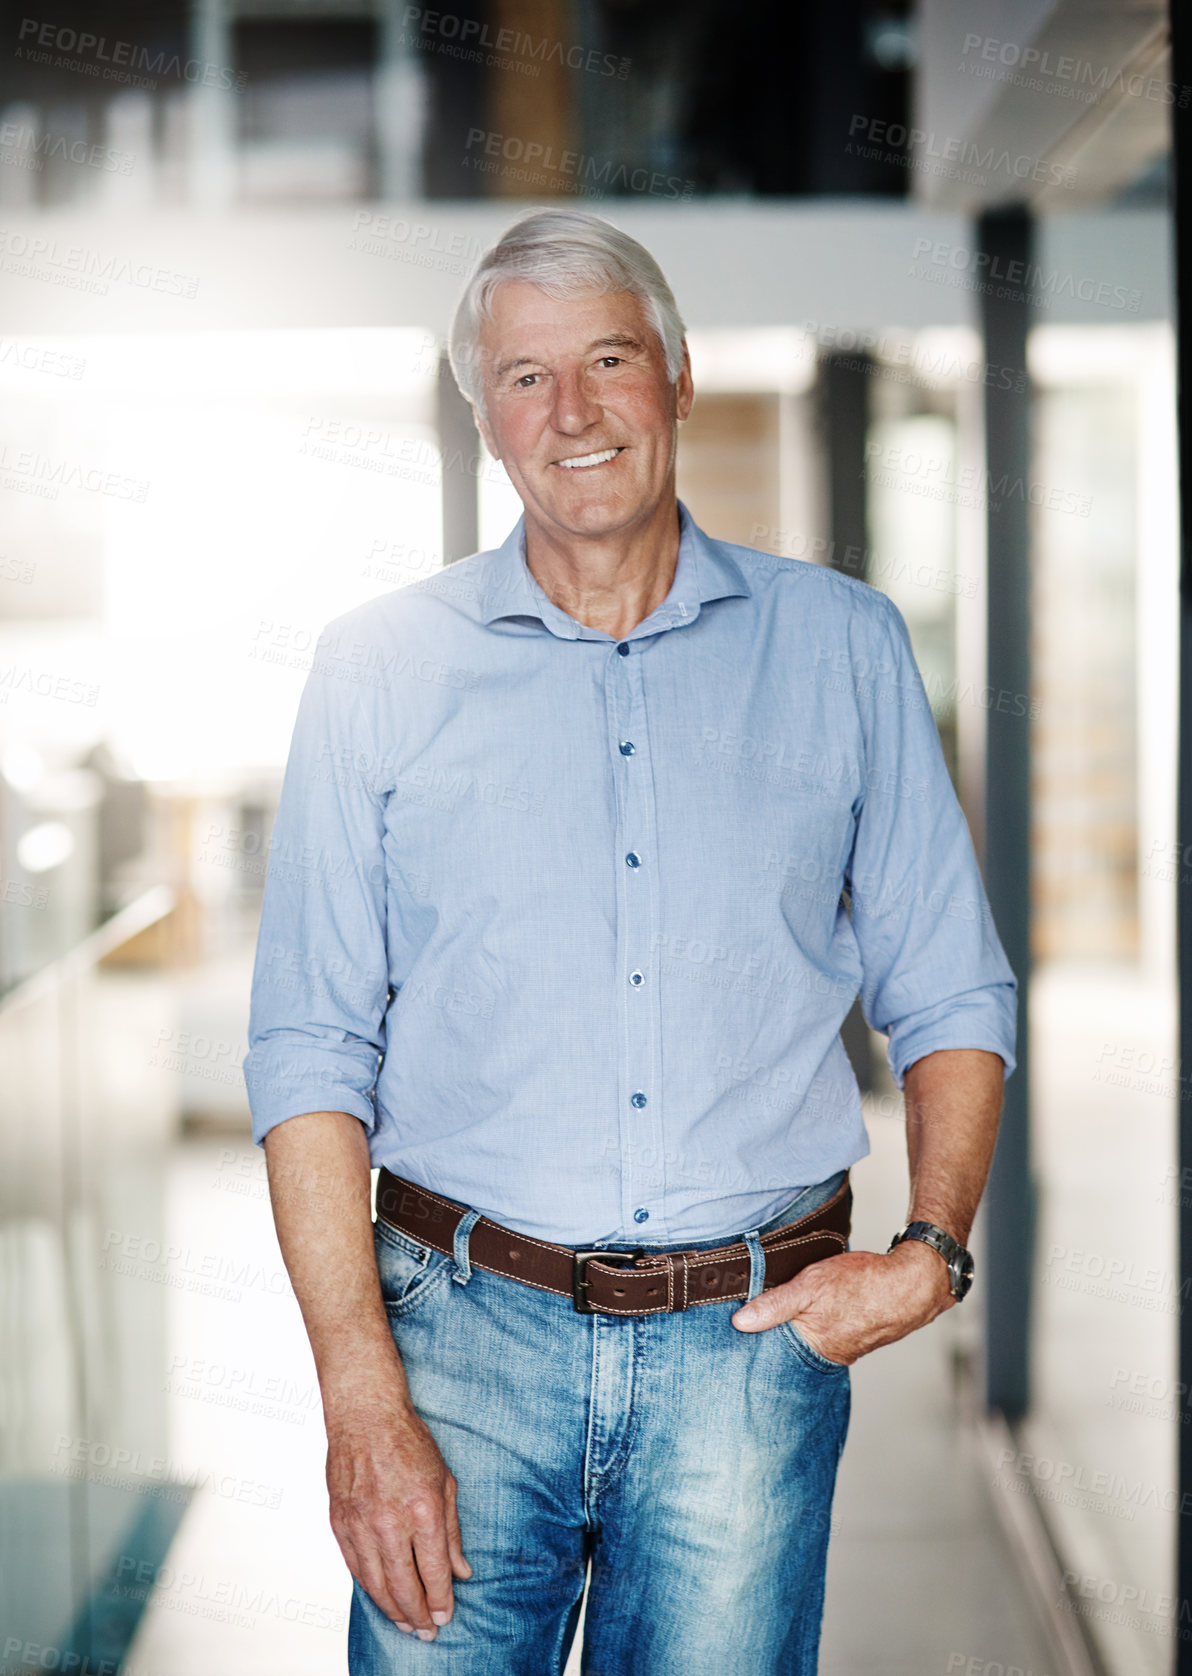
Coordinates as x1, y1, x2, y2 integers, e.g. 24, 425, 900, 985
119, 1131, 350, 1675
119, 1083, 1057, 1676
818, 1111, 1056, 1676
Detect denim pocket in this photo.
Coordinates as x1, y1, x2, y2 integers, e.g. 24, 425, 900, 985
776, 1319, 850, 1374
373, 1219, 452, 1317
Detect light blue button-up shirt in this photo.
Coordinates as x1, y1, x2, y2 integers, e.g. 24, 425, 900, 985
244, 500, 1016, 1243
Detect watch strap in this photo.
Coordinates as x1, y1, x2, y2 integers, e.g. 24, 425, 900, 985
889, 1220, 974, 1299
891, 1220, 960, 1261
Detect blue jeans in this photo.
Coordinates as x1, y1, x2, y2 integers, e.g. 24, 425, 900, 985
349, 1172, 851, 1675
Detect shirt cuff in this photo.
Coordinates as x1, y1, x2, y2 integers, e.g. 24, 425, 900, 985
886, 1030, 1016, 1091
245, 1081, 377, 1148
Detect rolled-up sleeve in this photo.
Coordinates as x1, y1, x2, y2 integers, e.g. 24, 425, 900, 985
845, 591, 1018, 1089
243, 656, 390, 1146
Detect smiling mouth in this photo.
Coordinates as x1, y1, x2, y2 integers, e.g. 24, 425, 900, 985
554, 447, 625, 470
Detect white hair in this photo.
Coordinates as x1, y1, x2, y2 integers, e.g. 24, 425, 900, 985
448, 207, 687, 420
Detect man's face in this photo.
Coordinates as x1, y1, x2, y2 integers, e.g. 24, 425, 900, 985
473, 280, 693, 544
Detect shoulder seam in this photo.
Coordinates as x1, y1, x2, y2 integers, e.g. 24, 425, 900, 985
731, 547, 887, 600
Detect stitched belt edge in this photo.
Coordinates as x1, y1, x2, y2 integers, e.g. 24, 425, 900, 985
375, 1168, 851, 1317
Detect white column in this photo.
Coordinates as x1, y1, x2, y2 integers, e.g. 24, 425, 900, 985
375, 0, 426, 201
188, 0, 237, 207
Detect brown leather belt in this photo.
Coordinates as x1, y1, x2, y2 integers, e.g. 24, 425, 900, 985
375, 1168, 851, 1317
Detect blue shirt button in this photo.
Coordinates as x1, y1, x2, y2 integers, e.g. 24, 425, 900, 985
629, 971, 644, 986
633, 1208, 650, 1224
630, 1091, 647, 1108
619, 740, 635, 755
616, 642, 630, 657
625, 852, 641, 869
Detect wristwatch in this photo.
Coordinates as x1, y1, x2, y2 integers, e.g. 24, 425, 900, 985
888, 1220, 974, 1301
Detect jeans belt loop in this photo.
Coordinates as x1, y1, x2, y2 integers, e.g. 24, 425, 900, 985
743, 1230, 766, 1303
374, 1167, 852, 1316
452, 1207, 483, 1285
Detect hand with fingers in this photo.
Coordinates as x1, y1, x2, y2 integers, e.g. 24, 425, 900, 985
731, 1049, 1004, 1361
326, 1390, 472, 1641
730, 1240, 955, 1364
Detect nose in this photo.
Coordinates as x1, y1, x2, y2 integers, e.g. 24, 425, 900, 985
551, 364, 602, 435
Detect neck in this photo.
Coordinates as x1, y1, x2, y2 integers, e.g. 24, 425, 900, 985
522, 495, 682, 640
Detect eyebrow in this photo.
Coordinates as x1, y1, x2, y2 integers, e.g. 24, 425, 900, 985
590, 334, 646, 355
491, 334, 647, 382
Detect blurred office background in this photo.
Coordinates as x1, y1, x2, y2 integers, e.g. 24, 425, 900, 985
0, 1, 1182, 1672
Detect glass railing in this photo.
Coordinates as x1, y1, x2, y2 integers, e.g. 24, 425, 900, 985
0, 885, 193, 1673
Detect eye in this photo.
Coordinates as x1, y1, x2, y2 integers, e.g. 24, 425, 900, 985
514, 373, 539, 388
599, 356, 622, 368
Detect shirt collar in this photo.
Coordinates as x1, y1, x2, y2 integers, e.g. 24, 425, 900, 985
475, 499, 752, 640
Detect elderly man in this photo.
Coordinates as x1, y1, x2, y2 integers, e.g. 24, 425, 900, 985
244, 207, 1016, 1676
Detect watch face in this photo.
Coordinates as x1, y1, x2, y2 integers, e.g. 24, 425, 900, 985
950, 1249, 975, 1300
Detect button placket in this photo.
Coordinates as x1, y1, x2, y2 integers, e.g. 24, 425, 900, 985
607, 639, 663, 1236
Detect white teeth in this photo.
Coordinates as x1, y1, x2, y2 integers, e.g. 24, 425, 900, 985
557, 447, 621, 469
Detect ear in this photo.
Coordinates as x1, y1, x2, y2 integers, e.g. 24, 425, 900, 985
675, 342, 694, 423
